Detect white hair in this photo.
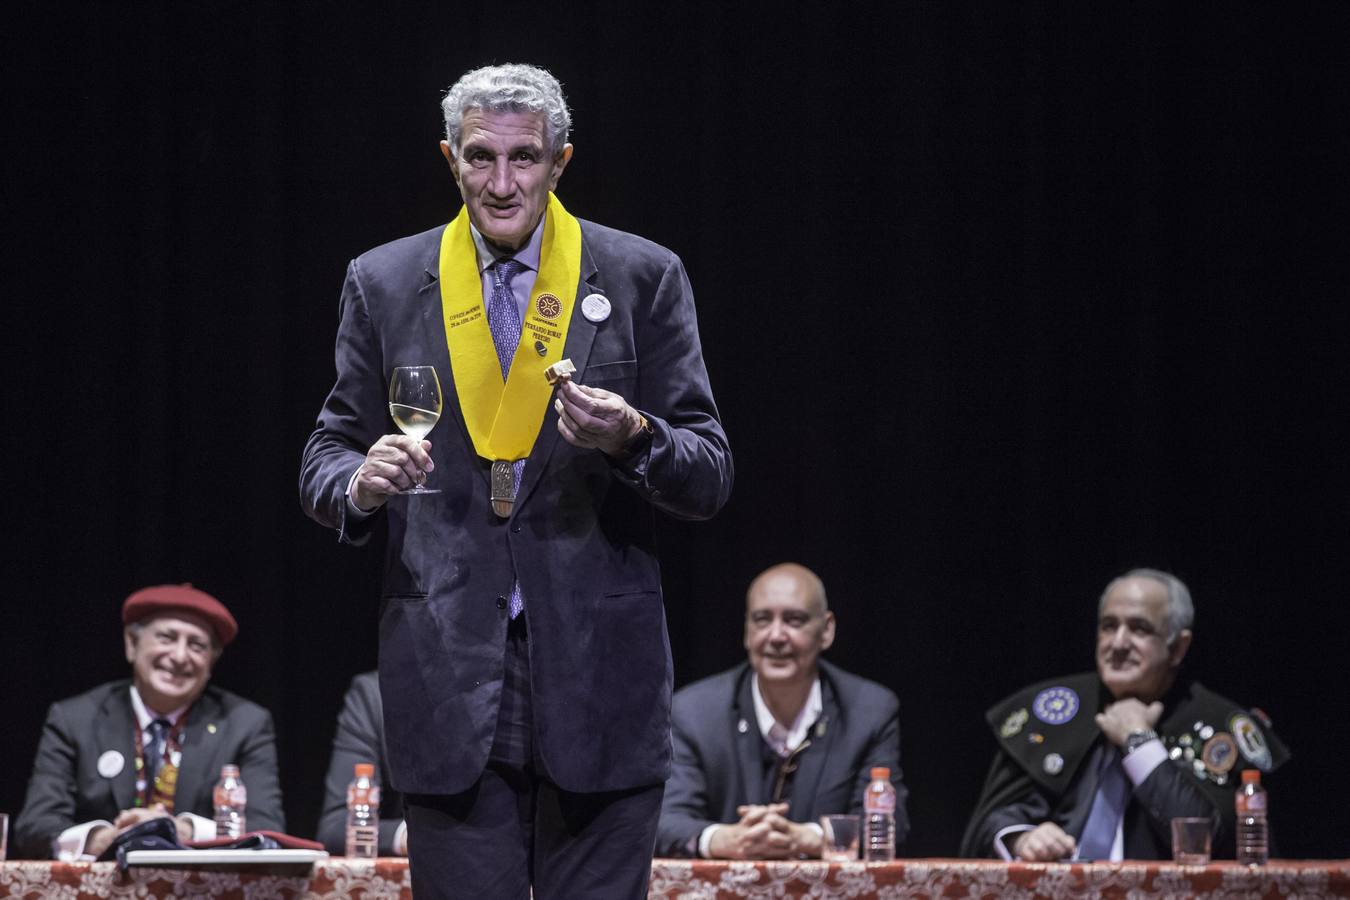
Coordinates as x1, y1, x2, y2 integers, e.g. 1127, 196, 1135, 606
1099, 568, 1195, 643
441, 63, 571, 159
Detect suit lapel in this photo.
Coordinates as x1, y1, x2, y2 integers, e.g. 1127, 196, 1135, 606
175, 691, 224, 816
96, 687, 139, 812
788, 677, 838, 820
513, 237, 600, 512
732, 669, 766, 807
419, 238, 490, 491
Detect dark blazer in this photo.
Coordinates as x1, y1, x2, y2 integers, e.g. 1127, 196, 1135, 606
316, 671, 405, 855
14, 680, 285, 858
656, 660, 909, 857
300, 217, 732, 796
960, 672, 1290, 860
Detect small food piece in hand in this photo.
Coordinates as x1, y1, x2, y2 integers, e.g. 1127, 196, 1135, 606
544, 358, 576, 385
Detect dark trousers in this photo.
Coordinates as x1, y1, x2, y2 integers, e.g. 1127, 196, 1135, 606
405, 616, 664, 899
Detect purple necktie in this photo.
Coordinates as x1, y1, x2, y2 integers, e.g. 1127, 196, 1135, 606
488, 259, 526, 618
1077, 744, 1130, 860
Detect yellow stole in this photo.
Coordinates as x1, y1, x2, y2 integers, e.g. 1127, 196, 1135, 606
439, 193, 581, 462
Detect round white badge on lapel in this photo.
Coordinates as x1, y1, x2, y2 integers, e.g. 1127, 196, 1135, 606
581, 293, 611, 323
97, 750, 125, 779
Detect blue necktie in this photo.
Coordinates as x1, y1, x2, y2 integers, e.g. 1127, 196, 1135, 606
146, 718, 171, 785
1078, 743, 1130, 860
488, 259, 526, 619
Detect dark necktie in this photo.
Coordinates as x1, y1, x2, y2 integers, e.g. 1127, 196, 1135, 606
146, 718, 171, 785
488, 258, 526, 618
1078, 744, 1130, 860
488, 258, 525, 379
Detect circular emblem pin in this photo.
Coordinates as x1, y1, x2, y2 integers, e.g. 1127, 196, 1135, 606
1042, 752, 1065, 775
1199, 724, 1215, 740
1202, 732, 1237, 775
97, 750, 125, 778
1230, 714, 1273, 771
535, 293, 562, 320
1000, 708, 1028, 738
581, 293, 611, 323
737, 719, 748, 734
1032, 687, 1080, 725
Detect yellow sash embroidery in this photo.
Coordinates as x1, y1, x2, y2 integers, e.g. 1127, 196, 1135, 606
439, 193, 581, 461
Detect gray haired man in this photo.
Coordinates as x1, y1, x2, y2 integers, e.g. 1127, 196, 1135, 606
300, 63, 731, 898
961, 569, 1290, 861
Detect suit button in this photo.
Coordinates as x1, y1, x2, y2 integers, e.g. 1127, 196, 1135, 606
496, 596, 507, 609
511, 523, 521, 534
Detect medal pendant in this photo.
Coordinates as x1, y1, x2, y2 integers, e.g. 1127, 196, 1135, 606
491, 460, 515, 518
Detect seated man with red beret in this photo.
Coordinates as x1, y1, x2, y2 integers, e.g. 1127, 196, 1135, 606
13, 585, 285, 859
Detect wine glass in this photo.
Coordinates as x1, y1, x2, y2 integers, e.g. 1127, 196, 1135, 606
388, 365, 442, 495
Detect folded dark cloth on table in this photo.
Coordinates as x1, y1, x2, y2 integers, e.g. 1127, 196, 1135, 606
99, 818, 324, 869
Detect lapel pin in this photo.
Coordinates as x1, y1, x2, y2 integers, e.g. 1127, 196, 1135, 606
581, 293, 611, 324
737, 718, 748, 734
98, 750, 125, 778
207, 724, 217, 734
1042, 752, 1064, 775
534, 340, 547, 357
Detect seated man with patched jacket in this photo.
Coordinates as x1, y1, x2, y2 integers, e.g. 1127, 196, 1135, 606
961, 569, 1288, 861
13, 585, 284, 859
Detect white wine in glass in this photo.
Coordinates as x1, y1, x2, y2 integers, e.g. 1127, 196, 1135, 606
388, 365, 442, 495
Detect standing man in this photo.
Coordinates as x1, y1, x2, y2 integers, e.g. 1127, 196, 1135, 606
961, 569, 1289, 860
14, 585, 284, 859
657, 563, 908, 858
300, 64, 731, 899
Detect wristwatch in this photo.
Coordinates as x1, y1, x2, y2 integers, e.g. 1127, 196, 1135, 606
614, 413, 654, 460
1124, 728, 1159, 755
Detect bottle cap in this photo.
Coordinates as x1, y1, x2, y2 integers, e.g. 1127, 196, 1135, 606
870, 767, 890, 780
1242, 769, 1261, 784
355, 763, 375, 778
220, 764, 240, 777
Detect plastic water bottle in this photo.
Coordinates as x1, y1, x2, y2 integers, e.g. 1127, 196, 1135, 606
213, 764, 247, 838
863, 766, 896, 861
345, 762, 381, 858
1236, 769, 1268, 865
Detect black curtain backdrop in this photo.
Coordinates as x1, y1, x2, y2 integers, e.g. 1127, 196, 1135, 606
5, 2, 1348, 858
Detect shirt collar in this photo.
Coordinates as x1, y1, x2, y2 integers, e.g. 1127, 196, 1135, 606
468, 215, 545, 275
750, 673, 823, 756
129, 685, 189, 731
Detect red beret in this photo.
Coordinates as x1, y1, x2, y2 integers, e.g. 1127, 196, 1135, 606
122, 584, 239, 646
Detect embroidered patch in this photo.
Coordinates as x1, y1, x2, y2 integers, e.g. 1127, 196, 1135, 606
1032, 687, 1080, 725
1231, 714, 1273, 771
1000, 708, 1029, 738
1202, 732, 1238, 775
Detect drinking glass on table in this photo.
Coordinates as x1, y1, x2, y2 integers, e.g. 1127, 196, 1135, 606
388, 365, 442, 495
1171, 817, 1212, 865
820, 814, 860, 862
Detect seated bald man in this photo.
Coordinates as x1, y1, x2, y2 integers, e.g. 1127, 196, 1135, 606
13, 585, 284, 859
961, 568, 1289, 861
657, 563, 909, 858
